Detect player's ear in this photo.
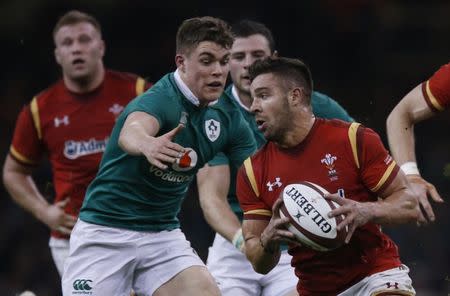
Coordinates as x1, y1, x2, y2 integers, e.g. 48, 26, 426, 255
54, 48, 62, 65
290, 87, 304, 106
175, 54, 186, 73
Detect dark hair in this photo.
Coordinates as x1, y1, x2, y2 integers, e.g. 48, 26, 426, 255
231, 20, 275, 53
249, 57, 313, 103
53, 10, 101, 38
176, 16, 233, 55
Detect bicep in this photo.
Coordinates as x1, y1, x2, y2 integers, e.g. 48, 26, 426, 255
394, 85, 435, 124
3, 154, 34, 177
121, 111, 160, 137
377, 170, 408, 199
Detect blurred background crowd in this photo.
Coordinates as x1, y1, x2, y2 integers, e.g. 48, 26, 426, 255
0, 0, 449, 295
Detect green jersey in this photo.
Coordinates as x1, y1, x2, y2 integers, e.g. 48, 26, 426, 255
80, 73, 257, 231
209, 85, 354, 219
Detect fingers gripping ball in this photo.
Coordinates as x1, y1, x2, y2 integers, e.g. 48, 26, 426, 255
279, 181, 348, 251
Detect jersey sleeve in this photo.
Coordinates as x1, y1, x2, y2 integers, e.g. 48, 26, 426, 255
225, 112, 257, 168
350, 124, 399, 195
236, 159, 272, 220
311, 91, 354, 122
208, 152, 229, 166
10, 104, 43, 165
421, 63, 450, 112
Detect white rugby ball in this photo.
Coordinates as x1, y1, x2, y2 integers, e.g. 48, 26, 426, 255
279, 181, 347, 251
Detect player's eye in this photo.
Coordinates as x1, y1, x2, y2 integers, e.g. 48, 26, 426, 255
220, 57, 229, 66
231, 54, 244, 61
200, 59, 211, 65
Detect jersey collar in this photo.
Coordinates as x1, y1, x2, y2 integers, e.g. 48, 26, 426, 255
231, 85, 251, 113
174, 69, 218, 107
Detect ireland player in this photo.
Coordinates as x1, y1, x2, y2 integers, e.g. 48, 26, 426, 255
62, 17, 256, 296
197, 20, 353, 296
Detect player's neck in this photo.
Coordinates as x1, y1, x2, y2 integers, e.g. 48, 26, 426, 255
234, 87, 253, 110
63, 66, 105, 94
277, 114, 315, 149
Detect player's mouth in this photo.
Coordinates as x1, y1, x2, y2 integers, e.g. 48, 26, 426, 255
256, 119, 267, 131
72, 58, 86, 67
206, 81, 223, 89
241, 75, 251, 83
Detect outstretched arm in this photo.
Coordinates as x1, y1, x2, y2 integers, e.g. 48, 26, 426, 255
118, 111, 185, 169
386, 85, 443, 222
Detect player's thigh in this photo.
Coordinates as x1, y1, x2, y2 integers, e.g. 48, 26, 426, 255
153, 265, 220, 296
133, 229, 213, 296
62, 220, 137, 296
261, 251, 298, 296
49, 237, 70, 277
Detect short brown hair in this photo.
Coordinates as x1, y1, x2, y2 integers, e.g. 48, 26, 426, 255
249, 57, 313, 104
53, 10, 102, 38
176, 16, 233, 55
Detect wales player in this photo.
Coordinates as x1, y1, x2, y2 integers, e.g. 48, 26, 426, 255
62, 17, 256, 296
197, 20, 353, 296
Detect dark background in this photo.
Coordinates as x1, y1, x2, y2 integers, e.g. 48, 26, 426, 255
0, 1, 449, 295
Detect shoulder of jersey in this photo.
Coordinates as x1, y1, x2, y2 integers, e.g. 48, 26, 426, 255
106, 69, 141, 82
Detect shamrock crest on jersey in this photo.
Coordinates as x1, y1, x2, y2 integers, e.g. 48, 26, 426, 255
205, 119, 221, 142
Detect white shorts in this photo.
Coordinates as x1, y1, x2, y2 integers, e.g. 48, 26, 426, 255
207, 233, 297, 296
62, 220, 205, 296
338, 265, 416, 296
49, 237, 70, 276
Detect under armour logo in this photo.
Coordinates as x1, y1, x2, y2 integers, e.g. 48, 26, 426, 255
386, 282, 399, 289
54, 115, 69, 127
266, 177, 282, 191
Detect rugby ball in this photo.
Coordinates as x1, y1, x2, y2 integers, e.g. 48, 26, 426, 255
279, 181, 347, 251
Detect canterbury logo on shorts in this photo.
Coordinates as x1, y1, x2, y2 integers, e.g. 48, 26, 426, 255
72, 279, 93, 292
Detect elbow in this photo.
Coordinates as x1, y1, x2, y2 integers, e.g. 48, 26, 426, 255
252, 264, 272, 275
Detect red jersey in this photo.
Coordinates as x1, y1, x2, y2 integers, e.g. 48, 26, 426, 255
10, 70, 150, 239
422, 62, 450, 112
237, 118, 402, 295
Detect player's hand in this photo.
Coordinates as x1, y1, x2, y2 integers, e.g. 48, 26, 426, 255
142, 124, 186, 170
40, 198, 77, 235
406, 174, 443, 224
260, 197, 300, 253
326, 193, 372, 244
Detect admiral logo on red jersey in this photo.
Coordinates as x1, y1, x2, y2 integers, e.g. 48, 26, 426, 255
64, 137, 108, 160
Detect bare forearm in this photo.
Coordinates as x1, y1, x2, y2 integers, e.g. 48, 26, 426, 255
3, 172, 49, 220
245, 236, 280, 274
387, 85, 434, 165
371, 188, 419, 224
200, 195, 241, 242
386, 106, 416, 165
118, 122, 152, 155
